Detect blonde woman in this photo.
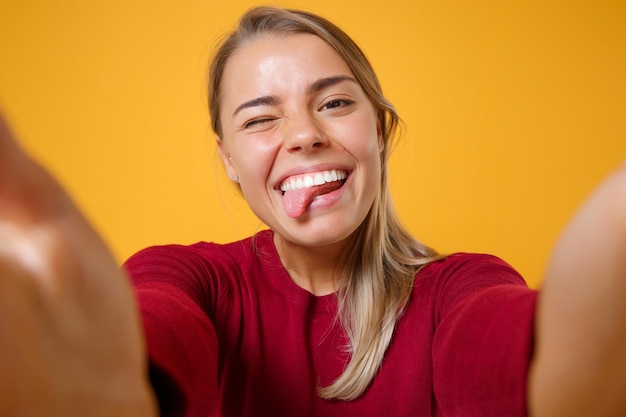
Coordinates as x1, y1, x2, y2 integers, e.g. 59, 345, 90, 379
0, 6, 624, 417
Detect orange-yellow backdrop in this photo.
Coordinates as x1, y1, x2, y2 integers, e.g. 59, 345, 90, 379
1, 1, 624, 287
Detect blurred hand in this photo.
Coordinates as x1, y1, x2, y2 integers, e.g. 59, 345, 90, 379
530, 161, 626, 416
0, 115, 156, 416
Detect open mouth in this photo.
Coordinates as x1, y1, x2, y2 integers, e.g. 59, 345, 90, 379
278, 169, 348, 218
279, 169, 347, 194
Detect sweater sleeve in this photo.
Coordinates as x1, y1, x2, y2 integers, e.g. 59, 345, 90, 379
431, 254, 537, 417
123, 244, 221, 417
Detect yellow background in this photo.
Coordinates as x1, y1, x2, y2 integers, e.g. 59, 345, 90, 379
1, 1, 624, 287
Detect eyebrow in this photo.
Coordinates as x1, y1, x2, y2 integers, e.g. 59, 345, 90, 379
232, 95, 280, 118
231, 75, 357, 118
307, 75, 357, 94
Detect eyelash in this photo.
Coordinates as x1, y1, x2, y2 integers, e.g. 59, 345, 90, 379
321, 98, 354, 111
243, 118, 276, 129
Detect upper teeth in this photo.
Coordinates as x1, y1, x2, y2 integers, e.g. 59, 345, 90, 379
280, 169, 347, 192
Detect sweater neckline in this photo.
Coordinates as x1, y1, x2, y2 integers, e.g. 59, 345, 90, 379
256, 229, 338, 314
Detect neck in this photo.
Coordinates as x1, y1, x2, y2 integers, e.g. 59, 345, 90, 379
273, 233, 353, 296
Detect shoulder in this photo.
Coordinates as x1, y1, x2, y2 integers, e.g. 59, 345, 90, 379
123, 230, 275, 304
124, 230, 274, 275
417, 252, 534, 322
419, 252, 527, 289
125, 234, 252, 279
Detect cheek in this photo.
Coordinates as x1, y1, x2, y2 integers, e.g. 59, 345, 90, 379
232, 137, 280, 196
336, 115, 381, 161
343, 116, 383, 193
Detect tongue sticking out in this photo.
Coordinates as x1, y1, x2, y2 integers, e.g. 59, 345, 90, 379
282, 180, 344, 218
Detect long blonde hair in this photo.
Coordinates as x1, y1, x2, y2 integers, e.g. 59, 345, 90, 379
207, 6, 439, 400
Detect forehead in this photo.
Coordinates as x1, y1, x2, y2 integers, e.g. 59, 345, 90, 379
220, 33, 355, 98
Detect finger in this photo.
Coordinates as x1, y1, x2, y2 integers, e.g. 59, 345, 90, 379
0, 111, 22, 155
0, 113, 75, 224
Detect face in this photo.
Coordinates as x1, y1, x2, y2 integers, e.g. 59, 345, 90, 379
218, 33, 382, 249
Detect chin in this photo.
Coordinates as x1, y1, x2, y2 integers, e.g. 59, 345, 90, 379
277, 219, 360, 249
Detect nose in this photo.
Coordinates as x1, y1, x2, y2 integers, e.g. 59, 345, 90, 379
284, 111, 329, 153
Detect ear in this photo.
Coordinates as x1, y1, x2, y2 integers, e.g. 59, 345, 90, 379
217, 137, 239, 182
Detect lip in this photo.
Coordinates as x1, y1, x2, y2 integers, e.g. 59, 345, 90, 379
273, 163, 353, 191
306, 171, 352, 213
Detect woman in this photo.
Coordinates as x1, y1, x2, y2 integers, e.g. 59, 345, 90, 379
0, 6, 624, 417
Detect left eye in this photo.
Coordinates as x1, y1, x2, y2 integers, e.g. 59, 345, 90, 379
321, 99, 353, 110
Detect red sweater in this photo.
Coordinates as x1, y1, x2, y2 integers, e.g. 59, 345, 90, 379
125, 230, 537, 417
